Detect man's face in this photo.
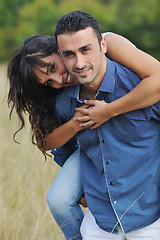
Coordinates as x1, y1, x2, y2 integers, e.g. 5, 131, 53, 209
57, 27, 107, 89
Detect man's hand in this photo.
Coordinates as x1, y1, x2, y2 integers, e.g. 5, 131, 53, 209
74, 100, 114, 129
78, 194, 87, 208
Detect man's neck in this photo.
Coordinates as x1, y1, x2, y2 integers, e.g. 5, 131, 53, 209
80, 85, 97, 100
79, 59, 107, 100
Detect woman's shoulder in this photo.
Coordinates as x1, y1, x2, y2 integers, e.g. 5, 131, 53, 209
56, 85, 77, 100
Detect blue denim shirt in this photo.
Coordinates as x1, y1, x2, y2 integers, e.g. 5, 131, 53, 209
51, 138, 79, 167
54, 57, 160, 234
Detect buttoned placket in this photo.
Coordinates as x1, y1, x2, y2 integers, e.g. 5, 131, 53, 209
90, 90, 120, 226
97, 125, 125, 233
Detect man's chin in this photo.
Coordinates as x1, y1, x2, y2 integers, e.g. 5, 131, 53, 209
78, 79, 93, 85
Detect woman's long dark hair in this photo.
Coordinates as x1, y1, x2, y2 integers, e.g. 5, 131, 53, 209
7, 35, 59, 158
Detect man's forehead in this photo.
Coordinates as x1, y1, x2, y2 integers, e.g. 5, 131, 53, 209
57, 27, 97, 51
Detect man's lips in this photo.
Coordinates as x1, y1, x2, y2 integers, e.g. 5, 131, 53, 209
75, 68, 91, 76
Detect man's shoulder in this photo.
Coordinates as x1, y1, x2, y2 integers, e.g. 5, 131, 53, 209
114, 60, 140, 78
56, 85, 77, 99
106, 57, 141, 85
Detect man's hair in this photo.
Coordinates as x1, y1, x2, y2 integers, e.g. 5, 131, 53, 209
55, 10, 102, 46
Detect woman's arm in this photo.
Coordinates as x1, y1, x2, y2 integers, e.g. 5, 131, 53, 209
44, 33, 160, 149
45, 119, 78, 150
74, 32, 160, 128
44, 105, 88, 150
105, 32, 160, 109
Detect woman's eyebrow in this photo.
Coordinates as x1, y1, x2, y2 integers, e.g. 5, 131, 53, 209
35, 61, 51, 75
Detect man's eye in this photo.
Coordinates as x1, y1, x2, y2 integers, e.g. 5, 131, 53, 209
82, 48, 89, 53
64, 52, 74, 58
44, 79, 52, 86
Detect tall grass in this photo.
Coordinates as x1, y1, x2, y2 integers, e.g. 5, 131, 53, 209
0, 65, 64, 240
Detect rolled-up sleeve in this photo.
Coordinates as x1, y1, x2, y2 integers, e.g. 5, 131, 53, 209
51, 137, 79, 167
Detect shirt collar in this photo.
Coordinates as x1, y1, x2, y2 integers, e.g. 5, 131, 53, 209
67, 85, 80, 100
67, 57, 116, 101
98, 57, 116, 94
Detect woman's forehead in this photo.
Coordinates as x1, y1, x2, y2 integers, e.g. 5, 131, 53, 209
40, 53, 61, 63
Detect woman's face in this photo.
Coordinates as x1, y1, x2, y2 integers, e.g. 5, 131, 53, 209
35, 53, 77, 89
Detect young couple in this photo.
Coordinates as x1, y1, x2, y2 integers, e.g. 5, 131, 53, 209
8, 11, 160, 240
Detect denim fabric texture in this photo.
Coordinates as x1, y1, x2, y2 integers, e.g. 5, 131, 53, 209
47, 148, 83, 240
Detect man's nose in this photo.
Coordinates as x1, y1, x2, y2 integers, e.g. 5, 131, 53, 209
75, 55, 84, 69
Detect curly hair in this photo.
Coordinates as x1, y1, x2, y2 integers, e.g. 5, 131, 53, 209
7, 35, 60, 159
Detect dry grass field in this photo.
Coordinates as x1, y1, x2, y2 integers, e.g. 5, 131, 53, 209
0, 65, 65, 240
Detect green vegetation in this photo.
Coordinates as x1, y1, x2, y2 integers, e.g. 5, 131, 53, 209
0, 65, 64, 239
0, 0, 160, 62
0, 1, 160, 238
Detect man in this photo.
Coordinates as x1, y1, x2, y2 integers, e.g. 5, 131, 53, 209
54, 11, 160, 239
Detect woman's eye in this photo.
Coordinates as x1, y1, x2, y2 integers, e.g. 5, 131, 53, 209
51, 64, 55, 72
45, 79, 52, 86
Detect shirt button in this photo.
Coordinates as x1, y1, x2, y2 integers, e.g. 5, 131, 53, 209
102, 139, 105, 143
109, 182, 113, 186
114, 200, 117, 204
106, 161, 109, 165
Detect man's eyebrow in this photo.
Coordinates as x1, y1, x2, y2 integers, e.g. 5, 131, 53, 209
62, 44, 92, 55
62, 50, 74, 55
79, 44, 92, 51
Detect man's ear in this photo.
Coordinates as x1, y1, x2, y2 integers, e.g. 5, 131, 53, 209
101, 37, 107, 54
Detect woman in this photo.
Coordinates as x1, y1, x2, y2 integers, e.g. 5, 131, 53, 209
7, 33, 160, 240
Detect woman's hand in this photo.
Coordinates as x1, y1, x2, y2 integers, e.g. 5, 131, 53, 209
71, 104, 92, 131
74, 100, 115, 129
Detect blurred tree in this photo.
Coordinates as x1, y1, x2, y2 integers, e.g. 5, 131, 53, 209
1, 0, 62, 61
14, 0, 61, 40
0, 0, 160, 62
110, 0, 160, 59
0, 0, 33, 61
0, 0, 34, 27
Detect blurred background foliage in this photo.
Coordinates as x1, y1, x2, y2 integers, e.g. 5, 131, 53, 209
0, 0, 160, 63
